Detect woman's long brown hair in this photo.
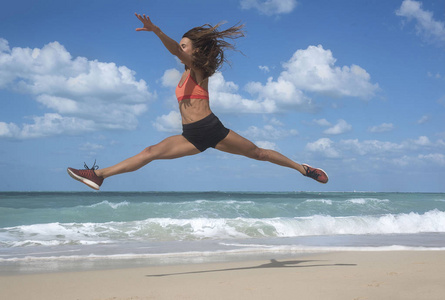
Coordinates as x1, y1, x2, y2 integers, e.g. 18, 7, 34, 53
183, 22, 245, 78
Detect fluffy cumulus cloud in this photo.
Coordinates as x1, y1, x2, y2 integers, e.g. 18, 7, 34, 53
161, 68, 181, 88
244, 45, 378, 113
240, 0, 298, 16
255, 140, 279, 150
245, 76, 314, 112
0, 39, 154, 139
259, 65, 270, 73
280, 45, 378, 98
312, 118, 332, 127
411, 135, 432, 147
323, 119, 352, 135
306, 138, 340, 158
153, 110, 182, 133
396, 0, 445, 44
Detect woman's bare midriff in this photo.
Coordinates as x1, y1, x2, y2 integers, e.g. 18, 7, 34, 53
179, 98, 212, 124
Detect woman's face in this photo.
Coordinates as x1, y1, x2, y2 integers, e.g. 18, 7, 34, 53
180, 37, 194, 58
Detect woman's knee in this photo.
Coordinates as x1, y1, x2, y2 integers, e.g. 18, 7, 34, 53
140, 145, 158, 162
252, 147, 269, 161
139, 137, 198, 161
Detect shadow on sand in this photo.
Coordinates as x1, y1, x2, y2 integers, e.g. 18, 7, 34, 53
146, 259, 357, 277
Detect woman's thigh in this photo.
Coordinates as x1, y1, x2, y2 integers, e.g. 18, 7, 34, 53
214, 130, 259, 158
149, 135, 201, 160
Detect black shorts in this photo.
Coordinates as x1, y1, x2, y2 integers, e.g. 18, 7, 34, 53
182, 113, 230, 152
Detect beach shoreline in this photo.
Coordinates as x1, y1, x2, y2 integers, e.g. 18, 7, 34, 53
2, 233, 445, 276
1, 250, 444, 300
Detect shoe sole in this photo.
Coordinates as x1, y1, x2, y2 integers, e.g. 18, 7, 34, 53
302, 164, 329, 184
67, 168, 100, 190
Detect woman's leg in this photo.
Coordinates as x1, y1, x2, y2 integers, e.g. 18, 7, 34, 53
96, 135, 200, 178
215, 130, 306, 175
215, 130, 328, 183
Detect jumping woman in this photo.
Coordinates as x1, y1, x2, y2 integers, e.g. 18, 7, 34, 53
67, 13, 328, 190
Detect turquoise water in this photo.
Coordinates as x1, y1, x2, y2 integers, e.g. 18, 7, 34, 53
1, 192, 445, 273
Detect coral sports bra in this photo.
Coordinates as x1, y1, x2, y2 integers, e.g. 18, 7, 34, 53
175, 73, 209, 102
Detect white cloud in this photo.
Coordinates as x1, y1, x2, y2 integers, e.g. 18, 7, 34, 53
1, 113, 96, 139
396, 0, 445, 44
240, 0, 298, 16
245, 76, 314, 111
153, 110, 182, 133
280, 45, 379, 99
0, 122, 20, 138
0, 39, 154, 139
161, 68, 181, 87
312, 118, 331, 127
268, 117, 284, 127
368, 123, 394, 133
412, 135, 431, 146
323, 119, 352, 135
244, 45, 378, 114
255, 140, 279, 150
391, 155, 412, 167
305, 138, 340, 158
259, 65, 270, 73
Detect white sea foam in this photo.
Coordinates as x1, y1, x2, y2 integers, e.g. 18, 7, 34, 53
2, 244, 445, 265
346, 198, 389, 204
2, 209, 445, 248
304, 199, 333, 205
90, 201, 130, 209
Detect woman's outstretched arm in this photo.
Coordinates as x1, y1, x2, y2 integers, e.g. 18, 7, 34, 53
135, 13, 193, 68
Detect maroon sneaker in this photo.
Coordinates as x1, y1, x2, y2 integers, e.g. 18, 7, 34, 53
302, 164, 329, 184
67, 161, 104, 190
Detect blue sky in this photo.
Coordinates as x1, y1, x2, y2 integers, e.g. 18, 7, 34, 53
1, 0, 444, 192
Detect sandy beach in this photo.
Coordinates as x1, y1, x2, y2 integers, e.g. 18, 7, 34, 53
1, 251, 444, 300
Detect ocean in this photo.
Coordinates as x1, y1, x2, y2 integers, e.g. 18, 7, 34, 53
1, 191, 445, 274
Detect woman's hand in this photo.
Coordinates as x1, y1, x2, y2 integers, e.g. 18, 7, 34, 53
135, 13, 156, 32
134, 13, 193, 68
